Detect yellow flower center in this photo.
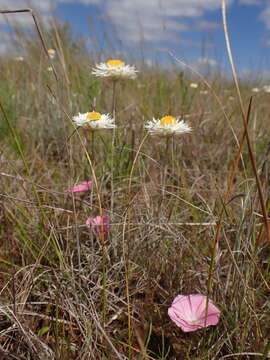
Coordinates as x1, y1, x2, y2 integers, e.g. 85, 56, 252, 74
160, 115, 176, 126
87, 112, 101, 121
107, 59, 124, 67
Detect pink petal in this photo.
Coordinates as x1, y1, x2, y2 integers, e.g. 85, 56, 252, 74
86, 216, 111, 233
168, 294, 220, 333
194, 301, 221, 327
65, 181, 92, 193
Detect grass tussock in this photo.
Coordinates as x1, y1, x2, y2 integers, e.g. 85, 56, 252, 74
0, 15, 270, 360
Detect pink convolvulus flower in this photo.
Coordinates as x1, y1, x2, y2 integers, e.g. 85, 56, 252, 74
64, 181, 92, 193
168, 294, 220, 333
86, 216, 110, 234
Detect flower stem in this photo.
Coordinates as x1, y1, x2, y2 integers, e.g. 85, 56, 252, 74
91, 130, 95, 164
162, 136, 171, 198
110, 80, 117, 214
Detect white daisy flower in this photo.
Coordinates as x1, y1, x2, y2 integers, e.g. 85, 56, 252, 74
262, 85, 270, 93
92, 59, 137, 80
48, 48, 56, 59
14, 56, 24, 62
145, 115, 192, 137
200, 90, 208, 95
190, 82, 198, 88
72, 111, 116, 130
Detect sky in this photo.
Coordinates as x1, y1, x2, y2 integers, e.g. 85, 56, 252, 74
0, 0, 270, 78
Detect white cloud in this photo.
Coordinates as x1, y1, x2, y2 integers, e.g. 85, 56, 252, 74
259, 2, 270, 29
0, 0, 99, 27
192, 57, 220, 75
0, 0, 53, 27
104, 0, 233, 45
0, 0, 102, 55
0, 0, 233, 46
239, 67, 270, 81
197, 57, 218, 67
0, 0, 53, 14
0, 30, 13, 54
263, 38, 270, 46
196, 20, 220, 29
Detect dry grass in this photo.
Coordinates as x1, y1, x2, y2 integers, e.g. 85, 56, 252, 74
0, 14, 270, 360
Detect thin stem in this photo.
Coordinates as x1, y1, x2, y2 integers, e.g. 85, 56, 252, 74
171, 136, 175, 179
111, 80, 117, 116
110, 80, 117, 215
91, 130, 95, 164
162, 136, 171, 198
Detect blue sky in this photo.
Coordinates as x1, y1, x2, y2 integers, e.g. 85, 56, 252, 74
1, 0, 270, 77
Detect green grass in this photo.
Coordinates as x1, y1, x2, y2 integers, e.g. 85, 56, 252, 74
0, 19, 270, 360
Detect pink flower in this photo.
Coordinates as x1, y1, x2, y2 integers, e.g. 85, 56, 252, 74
86, 216, 110, 234
65, 181, 92, 193
168, 294, 220, 332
